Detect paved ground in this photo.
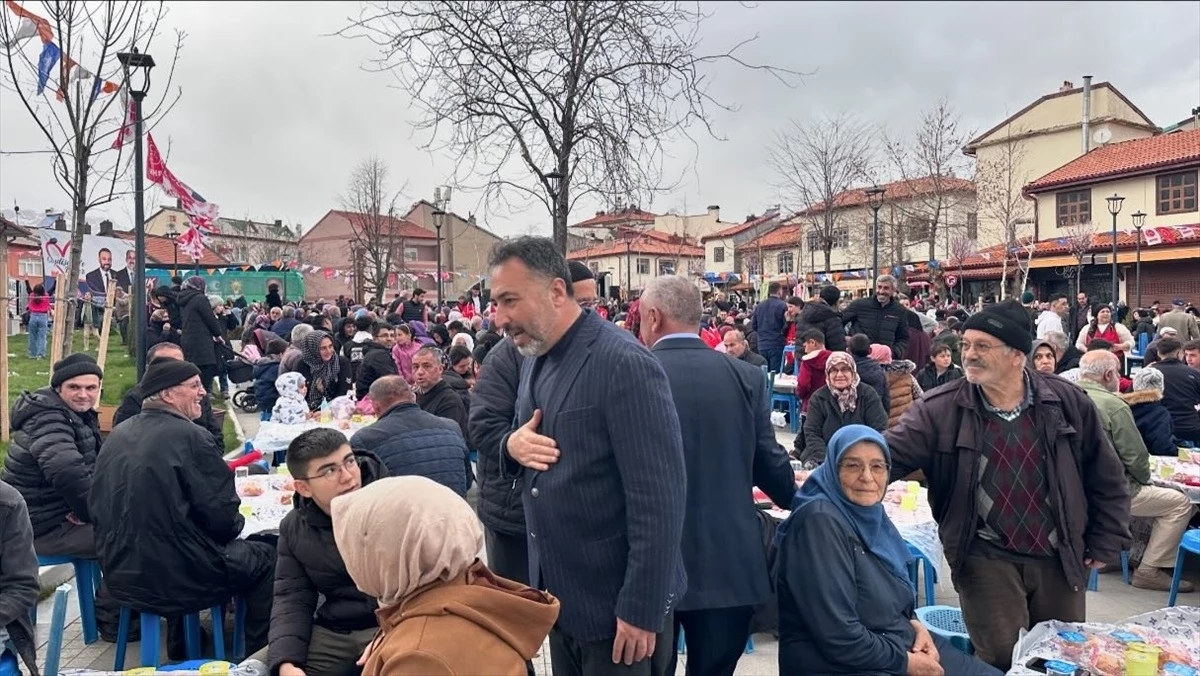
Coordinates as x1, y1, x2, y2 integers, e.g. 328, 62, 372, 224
34, 405, 1199, 673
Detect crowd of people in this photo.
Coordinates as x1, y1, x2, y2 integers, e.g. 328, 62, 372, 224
2, 238, 1200, 676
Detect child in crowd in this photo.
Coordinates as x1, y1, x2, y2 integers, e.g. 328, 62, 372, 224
273, 372, 311, 424
915, 342, 964, 392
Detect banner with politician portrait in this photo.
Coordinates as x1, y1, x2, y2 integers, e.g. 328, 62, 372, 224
37, 228, 136, 297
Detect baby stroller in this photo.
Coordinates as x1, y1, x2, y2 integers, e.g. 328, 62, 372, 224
218, 341, 259, 413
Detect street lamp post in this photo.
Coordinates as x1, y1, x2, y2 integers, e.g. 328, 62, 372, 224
117, 46, 155, 379
1131, 211, 1146, 308
432, 207, 445, 306
166, 220, 178, 277
1106, 193, 1124, 305
865, 185, 886, 284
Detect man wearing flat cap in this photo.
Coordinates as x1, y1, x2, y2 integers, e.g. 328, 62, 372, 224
885, 300, 1132, 670
90, 359, 277, 658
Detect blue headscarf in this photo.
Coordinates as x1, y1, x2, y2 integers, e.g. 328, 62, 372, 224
775, 424, 912, 586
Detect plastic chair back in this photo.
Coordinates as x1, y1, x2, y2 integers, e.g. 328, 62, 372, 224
1136, 332, 1150, 355
42, 583, 72, 676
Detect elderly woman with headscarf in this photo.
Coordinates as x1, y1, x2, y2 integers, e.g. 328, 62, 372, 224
798, 352, 887, 468
1121, 367, 1181, 456
331, 476, 559, 675
1029, 339, 1059, 374
295, 330, 352, 411
776, 425, 1001, 676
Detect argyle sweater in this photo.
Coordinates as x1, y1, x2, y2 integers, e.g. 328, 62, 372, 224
975, 409, 1059, 557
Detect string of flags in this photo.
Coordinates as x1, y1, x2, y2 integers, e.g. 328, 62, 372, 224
6, 0, 121, 101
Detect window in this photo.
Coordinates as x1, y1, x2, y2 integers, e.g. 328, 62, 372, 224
1157, 170, 1197, 215
832, 227, 850, 249
657, 259, 676, 276
713, 246, 725, 263
404, 247, 419, 262
776, 251, 795, 274
806, 232, 820, 251
18, 257, 43, 277
637, 258, 650, 274
588, 261, 599, 274
1056, 189, 1091, 227
907, 217, 931, 241
966, 212, 978, 240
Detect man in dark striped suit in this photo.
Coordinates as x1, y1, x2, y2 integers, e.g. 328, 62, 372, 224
641, 276, 797, 676
490, 237, 687, 676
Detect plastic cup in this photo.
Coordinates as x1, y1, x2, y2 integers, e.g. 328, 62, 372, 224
900, 494, 918, 511
238, 504, 253, 518
1182, 447, 1193, 462
1161, 462, 1176, 479
905, 481, 920, 494
1125, 644, 1160, 676
235, 466, 249, 481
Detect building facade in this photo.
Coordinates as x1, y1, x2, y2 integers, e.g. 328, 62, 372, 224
403, 200, 501, 298
299, 209, 440, 303
143, 206, 299, 265
566, 229, 704, 297
701, 207, 785, 279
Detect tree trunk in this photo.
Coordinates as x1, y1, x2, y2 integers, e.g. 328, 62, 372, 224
61, 148, 91, 358
823, 247, 832, 281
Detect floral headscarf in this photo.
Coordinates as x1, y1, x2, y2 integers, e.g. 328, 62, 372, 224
825, 351, 861, 414
300, 330, 340, 410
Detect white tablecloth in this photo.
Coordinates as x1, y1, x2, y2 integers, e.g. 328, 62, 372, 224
251, 418, 377, 453
236, 474, 295, 536
1148, 454, 1200, 503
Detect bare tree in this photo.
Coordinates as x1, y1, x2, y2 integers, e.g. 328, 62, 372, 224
882, 99, 974, 265
975, 125, 1033, 300
770, 112, 873, 274
0, 0, 182, 354
343, 1, 801, 252
945, 233, 976, 300
1060, 221, 1095, 302
340, 156, 406, 302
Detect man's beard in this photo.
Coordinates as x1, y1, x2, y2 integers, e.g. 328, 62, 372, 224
515, 338, 549, 357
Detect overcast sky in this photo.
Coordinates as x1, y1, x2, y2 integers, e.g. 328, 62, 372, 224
1, 0, 1197, 239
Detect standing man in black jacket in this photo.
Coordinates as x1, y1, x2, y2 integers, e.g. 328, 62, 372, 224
412, 345, 469, 439
177, 277, 226, 394
113, 341, 224, 450
352, 323, 398, 398
843, 275, 909, 359
258, 429, 386, 676
640, 276, 796, 676
797, 284, 847, 352
751, 282, 788, 372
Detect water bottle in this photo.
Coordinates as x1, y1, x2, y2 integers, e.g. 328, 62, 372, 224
233, 658, 269, 676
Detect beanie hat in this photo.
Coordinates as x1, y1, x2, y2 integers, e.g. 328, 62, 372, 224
184, 276, 206, 292
51, 353, 104, 388
819, 285, 841, 306
1132, 367, 1164, 393
868, 343, 893, 364
962, 299, 1033, 354
1020, 291, 1035, 304
140, 358, 202, 399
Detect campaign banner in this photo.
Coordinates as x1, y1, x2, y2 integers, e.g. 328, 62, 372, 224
37, 227, 136, 297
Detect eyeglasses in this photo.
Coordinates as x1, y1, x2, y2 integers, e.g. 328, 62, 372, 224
297, 455, 357, 481
827, 366, 853, 375
960, 341, 1004, 355
838, 460, 889, 476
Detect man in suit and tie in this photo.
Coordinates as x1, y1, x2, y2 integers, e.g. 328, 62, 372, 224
84, 248, 114, 299
113, 248, 135, 292
492, 236, 686, 676
639, 276, 796, 676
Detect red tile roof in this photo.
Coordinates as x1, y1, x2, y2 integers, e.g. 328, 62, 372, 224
327, 210, 437, 239
936, 222, 1200, 269
566, 237, 703, 259
1024, 129, 1200, 192
571, 208, 658, 228
111, 231, 228, 265
701, 212, 778, 241
797, 176, 975, 216
737, 223, 802, 251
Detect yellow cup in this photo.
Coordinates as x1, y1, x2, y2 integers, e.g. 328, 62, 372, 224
900, 494, 918, 511
1160, 462, 1176, 479
1125, 644, 1159, 676
238, 504, 253, 518
905, 481, 920, 494
1182, 447, 1193, 462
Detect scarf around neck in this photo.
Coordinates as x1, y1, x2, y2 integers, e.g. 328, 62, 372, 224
300, 330, 339, 408
825, 351, 861, 413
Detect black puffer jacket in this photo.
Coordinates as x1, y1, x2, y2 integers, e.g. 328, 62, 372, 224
349, 403, 470, 496
1, 480, 41, 676
89, 407, 271, 615
178, 288, 224, 367
843, 296, 909, 358
797, 301, 847, 352
268, 453, 386, 673
0, 388, 101, 537
468, 337, 526, 536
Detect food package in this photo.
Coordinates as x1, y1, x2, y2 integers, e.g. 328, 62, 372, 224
329, 396, 356, 421
239, 481, 264, 497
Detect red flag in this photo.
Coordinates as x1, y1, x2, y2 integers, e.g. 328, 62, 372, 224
111, 96, 135, 149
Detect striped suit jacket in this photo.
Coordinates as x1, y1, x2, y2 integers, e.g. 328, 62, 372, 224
508, 309, 687, 642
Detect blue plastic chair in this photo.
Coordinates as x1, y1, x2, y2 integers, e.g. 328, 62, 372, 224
1168, 529, 1200, 607
769, 373, 800, 433
41, 583, 72, 676
915, 605, 972, 654
1087, 550, 1131, 591
114, 599, 247, 669
35, 556, 101, 644
905, 542, 936, 607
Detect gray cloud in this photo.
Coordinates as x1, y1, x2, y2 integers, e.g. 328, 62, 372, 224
2, 0, 1196, 240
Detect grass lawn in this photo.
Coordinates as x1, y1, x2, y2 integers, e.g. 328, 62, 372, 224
2, 332, 240, 464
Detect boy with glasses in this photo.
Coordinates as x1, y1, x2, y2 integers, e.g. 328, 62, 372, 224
259, 428, 386, 676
